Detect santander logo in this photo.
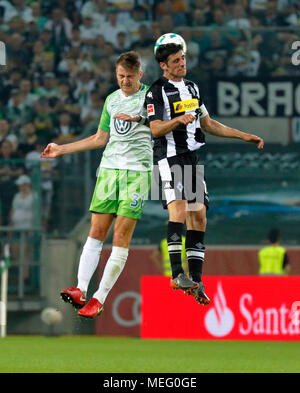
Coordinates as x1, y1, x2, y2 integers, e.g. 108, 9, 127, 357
204, 282, 235, 337
203, 279, 300, 339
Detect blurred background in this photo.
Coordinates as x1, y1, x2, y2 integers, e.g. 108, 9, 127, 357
0, 0, 299, 336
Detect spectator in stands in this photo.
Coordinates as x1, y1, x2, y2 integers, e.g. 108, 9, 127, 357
53, 111, 78, 144
80, 90, 104, 129
44, 8, 73, 47
0, 139, 24, 225
151, 21, 163, 41
6, 32, 30, 66
81, 0, 107, 27
258, 228, 290, 275
99, 7, 127, 48
0, 119, 9, 143
156, 0, 188, 26
18, 122, 38, 156
52, 80, 81, 119
73, 63, 97, 106
226, 39, 261, 77
10, 173, 38, 281
30, 98, 54, 144
125, 5, 150, 43
79, 14, 98, 46
226, 4, 251, 28
131, 24, 153, 50
29, 1, 48, 31
263, 4, 281, 26
202, 30, 230, 70
10, 174, 37, 230
8, 15, 26, 35
190, 8, 208, 27
35, 72, 59, 99
25, 140, 58, 231
10, 0, 33, 23
277, 0, 300, 26
19, 78, 38, 107
6, 88, 31, 135
114, 31, 131, 53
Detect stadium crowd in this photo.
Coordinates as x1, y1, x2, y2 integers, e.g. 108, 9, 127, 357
0, 0, 299, 230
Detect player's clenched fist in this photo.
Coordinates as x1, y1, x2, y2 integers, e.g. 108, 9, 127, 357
178, 114, 196, 125
40, 143, 62, 158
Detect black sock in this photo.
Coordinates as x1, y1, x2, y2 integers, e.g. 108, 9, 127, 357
167, 221, 184, 279
186, 230, 205, 283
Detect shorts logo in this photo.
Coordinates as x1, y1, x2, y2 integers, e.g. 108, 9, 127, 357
173, 99, 199, 113
114, 118, 132, 135
147, 104, 155, 116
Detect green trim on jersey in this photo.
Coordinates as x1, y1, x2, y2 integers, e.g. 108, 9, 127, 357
98, 90, 118, 131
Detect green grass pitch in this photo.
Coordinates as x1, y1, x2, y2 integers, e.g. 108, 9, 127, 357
0, 336, 299, 373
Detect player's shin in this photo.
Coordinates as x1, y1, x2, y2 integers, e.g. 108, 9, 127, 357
186, 230, 205, 283
93, 246, 129, 304
77, 236, 103, 295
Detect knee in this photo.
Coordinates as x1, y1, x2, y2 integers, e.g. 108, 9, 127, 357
89, 225, 108, 241
112, 230, 129, 248
168, 202, 187, 223
188, 209, 207, 231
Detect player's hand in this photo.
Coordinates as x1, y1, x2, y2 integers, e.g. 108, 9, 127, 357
178, 114, 196, 125
114, 113, 139, 122
244, 134, 264, 149
40, 143, 62, 158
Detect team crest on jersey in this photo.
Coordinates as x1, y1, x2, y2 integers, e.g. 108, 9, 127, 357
113, 118, 132, 135
173, 99, 199, 113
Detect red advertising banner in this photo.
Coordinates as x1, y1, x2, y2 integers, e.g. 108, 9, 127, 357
141, 276, 300, 341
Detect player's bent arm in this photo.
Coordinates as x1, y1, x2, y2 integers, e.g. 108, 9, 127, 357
200, 114, 264, 149
150, 114, 195, 137
41, 129, 109, 158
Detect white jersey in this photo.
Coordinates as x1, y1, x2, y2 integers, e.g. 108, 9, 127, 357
99, 84, 152, 171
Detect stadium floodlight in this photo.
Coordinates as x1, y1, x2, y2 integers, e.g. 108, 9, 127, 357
0, 244, 10, 338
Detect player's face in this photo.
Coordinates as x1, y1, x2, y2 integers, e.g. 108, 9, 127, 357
116, 65, 142, 96
161, 50, 186, 81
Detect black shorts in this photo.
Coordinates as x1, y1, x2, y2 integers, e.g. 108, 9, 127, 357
154, 151, 209, 210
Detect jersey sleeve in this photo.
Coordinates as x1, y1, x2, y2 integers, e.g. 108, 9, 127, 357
144, 85, 165, 122
98, 97, 110, 132
195, 84, 209, 119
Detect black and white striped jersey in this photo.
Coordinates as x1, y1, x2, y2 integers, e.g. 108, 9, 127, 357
145, 76, 208, 162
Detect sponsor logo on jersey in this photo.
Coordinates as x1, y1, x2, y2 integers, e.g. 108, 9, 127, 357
173, 98, 199, 113
113, 118, 132, 135
147, 104, 155, 116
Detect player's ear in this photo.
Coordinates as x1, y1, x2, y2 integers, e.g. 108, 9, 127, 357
159, 61, 167, 72
139, 69, 143, 79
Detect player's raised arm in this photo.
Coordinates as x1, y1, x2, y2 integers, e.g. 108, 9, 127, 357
200, 114, 264, 149
40, 128, 109, 158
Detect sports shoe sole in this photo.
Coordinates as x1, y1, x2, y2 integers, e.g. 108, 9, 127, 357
187, 290, 210, 306
60, 292, 85, 310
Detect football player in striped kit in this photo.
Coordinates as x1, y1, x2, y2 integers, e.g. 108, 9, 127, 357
145, 43, 264, 305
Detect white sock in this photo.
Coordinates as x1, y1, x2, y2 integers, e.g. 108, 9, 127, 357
77, 236, 103, 295
93, 246, 129, 304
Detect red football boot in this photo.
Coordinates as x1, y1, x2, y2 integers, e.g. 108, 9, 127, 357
77, 298, 104, 319
60, 286, 86, 309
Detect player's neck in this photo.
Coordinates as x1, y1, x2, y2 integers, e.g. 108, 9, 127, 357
122, 82, 141, 97
164, 72, 183, 83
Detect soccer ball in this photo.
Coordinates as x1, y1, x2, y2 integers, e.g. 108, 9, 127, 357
154, 33, 187, 55
41, 307, 63, 326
